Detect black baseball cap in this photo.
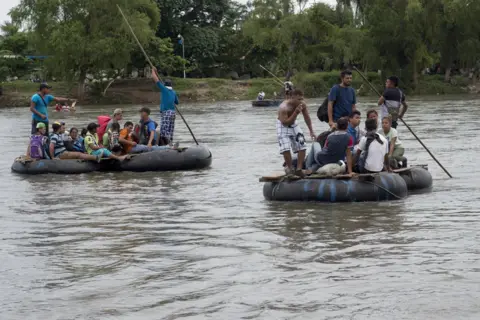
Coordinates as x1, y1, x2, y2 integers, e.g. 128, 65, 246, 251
39, 83, 52, 90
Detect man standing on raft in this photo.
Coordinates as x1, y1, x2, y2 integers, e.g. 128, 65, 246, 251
30, 83, 73, 136
151, 68, 179, 146
277, 89, 315, 177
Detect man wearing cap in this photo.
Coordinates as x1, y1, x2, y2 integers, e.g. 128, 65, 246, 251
30, 83, 72, 136
151, 68, 179, 146
103, 108, 123, 146
106, 108, 123, 131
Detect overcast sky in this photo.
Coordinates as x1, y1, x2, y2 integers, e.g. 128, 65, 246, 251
1, 0, 20, 24
0, 0, 336, 25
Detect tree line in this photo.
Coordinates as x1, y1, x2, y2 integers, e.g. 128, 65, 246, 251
1, 0, 479, 96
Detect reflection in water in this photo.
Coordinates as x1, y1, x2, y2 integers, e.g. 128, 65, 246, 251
1, 98, 480, 319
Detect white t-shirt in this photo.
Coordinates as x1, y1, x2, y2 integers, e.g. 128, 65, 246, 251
378, 128, 402, 147
358, 134, 388, 172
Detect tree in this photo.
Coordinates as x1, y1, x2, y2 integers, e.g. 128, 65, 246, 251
10, 0, 168, 97
0, 22, 29, 55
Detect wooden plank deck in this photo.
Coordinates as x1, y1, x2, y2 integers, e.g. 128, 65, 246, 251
259, 164, 428, 183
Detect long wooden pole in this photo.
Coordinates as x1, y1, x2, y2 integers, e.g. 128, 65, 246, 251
117, 5, 199, 145
259, 64, 285, 85
353, 66, 453, 178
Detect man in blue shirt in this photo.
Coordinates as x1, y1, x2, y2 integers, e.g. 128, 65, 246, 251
30, 83, 71, 136
151, 68, 179, 146
138, 107, 157, 148
347, 110, 364, 152
327, 70, 357, 129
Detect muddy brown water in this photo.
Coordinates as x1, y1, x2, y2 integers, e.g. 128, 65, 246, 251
0, 97, 479, 319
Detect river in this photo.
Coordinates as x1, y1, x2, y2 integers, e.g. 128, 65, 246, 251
1, 97, 479, 319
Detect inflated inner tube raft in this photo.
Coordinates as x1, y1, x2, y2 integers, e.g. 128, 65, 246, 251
261, 166, 432, 202
395, 166, 433, 191
251, 100, 282, 107
11, 145, 212, 175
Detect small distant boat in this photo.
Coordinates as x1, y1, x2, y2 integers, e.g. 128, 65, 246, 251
251, 99, 282, 107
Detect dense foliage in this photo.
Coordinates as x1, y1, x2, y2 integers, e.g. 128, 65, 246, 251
1, 0, 479, 92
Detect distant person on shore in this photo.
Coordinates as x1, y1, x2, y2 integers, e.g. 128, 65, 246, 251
30, 83, 72, 136
277, 89, 315, 177
377, 76, 408, 129
151, 68, 179, 146
327, 70, 357, 129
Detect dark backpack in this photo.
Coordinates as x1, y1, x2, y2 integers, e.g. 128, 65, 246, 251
317, 130, 334, 148
317, 85, 340, 123
317, 97, 329, 122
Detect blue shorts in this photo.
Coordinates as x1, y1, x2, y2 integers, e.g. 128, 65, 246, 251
92, 148, 112, 158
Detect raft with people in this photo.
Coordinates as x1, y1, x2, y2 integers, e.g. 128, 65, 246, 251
12, 145, 212, 175
260, 165, 432, 202
18, 83, 212, 175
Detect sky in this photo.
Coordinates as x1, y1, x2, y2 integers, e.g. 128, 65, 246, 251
0, 0, 336, 25
1, 0, 20, 24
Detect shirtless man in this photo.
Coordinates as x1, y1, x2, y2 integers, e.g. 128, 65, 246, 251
277, 89, 316, 176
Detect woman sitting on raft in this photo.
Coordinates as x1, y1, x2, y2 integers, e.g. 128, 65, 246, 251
50, 122, 101, 162
69, 127, 86, 153
377, 116, 406, 168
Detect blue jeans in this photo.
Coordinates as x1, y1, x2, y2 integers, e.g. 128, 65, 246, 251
306, 142, 322, 172
92, 148, 112, 157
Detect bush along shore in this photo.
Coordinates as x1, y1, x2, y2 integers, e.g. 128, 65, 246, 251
0, 72, 478, 108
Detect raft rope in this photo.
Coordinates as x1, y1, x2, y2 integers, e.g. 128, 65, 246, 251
358, 180, 404, 200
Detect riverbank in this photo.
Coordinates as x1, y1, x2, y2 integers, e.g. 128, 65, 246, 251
0, 73, 477, 107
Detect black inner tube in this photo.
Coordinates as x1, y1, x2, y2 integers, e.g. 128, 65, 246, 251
358, 180, 403, 200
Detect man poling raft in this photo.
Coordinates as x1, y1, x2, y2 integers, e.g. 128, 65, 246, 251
11, 6, 213, 175
261, 68, 435, 202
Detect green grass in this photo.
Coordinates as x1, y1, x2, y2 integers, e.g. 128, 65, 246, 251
1, 80, 74, 96
1, 73, 471, 106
